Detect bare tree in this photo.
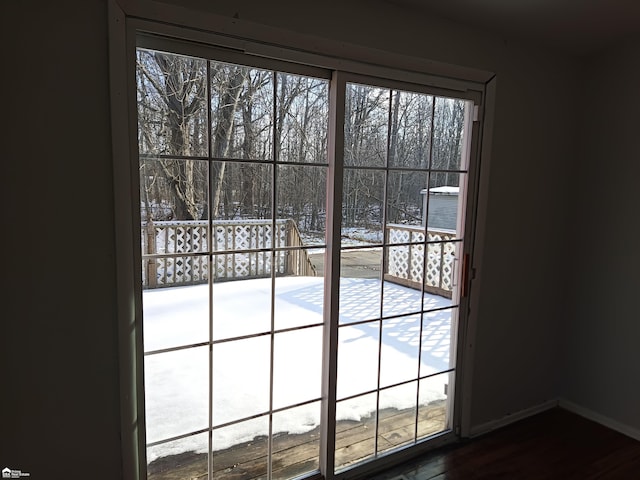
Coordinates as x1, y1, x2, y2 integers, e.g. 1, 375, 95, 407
137, 50, 208, 220
136, 47, 466, 240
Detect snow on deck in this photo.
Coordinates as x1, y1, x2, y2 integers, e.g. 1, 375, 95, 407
143, 277, 454, 461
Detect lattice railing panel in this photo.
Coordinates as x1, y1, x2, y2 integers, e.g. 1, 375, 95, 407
410, 245, 424, 282
387, 245, 409, 278
142, 219, 310, 288
147, 222, 209, 254
385, 224, 457, 295
150, 255, 208, 287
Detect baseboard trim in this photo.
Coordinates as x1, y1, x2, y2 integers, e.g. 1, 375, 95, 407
558, 399, 640, 441
468, 399, 559, 438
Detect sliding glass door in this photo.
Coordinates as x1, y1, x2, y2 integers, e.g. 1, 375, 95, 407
135, 40, 475, 480
333, 80, 470, 472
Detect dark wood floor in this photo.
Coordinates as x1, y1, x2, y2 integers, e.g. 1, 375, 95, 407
373, 407, 640, 480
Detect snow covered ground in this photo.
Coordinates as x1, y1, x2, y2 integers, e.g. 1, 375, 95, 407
143, 276, 454, 462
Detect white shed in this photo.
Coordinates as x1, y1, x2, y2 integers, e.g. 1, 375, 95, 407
421, 186, 459, 230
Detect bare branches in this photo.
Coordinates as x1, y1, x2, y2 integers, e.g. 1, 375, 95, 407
136, 47, 465, 236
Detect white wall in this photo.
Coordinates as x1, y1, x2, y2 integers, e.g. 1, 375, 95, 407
563, 34, 640, 434
1, 0, 589, 477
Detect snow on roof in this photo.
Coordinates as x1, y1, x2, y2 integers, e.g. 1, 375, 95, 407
420, 186, 459, 195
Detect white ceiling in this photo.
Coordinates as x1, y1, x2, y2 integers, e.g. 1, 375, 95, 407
388, 0, 640, 55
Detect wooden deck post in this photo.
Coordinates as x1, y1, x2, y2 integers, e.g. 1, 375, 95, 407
145, 219, 157, 288
286, 220, 295, 275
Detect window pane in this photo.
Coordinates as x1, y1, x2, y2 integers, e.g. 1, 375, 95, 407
421, 309, 455, 375
211, 161, 272, 225
211, 63, 273, 160
276, 73, 329, 164
212, 248, 277, 282
384, 242, 425, 301
147, 432, 208, 480
143, 282, 209, 352
212, 275, 271, 341
417, 372, 452, 439
144, 255, 208, 288
378, 382, 418, 454
382, 268, 424, 318
340, 247, 382, 282
137, 49, 208, 156
140, 158, 209, 223
335, 393, 377, 471
425, 172, 466, 237
339, 248, 382, 324
274, 275, 324, 330
141, 217, 209, 256
273, 327, 322, 409
386, 170, 430, 228
342, 168, 385, 246
272, 402, 321, 479
432, 97, 468, 171
380, 314, 421, 387
277, 164, 326, 246
337, 322, 380, 399
424, 241, 460, 300
212, 336, 270, 425
145, 346, 209, 444
388, 91, 433, 168
345, 83, 389, 167
422, 285, 455, 311
212, 415, 269, 478
386, 224, 424, 246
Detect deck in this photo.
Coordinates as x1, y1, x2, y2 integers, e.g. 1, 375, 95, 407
148, 402, 447, 480
143, 273, 453, 480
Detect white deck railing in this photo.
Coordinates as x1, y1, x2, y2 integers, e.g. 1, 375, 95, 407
142, 219, 316, 288
142, 220, 457, 297
385, 224, 457, 298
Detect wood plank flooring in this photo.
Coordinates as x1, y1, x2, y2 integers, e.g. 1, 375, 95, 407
372, 407, 640, 480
